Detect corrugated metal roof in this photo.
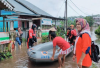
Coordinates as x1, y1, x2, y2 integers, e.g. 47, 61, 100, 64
8, 0, 34, 14
16, 0, 52, 17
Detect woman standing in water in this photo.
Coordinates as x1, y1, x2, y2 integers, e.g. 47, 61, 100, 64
18, 27, 23, 46
73, 18, 92, 68
14, 28, 21, 49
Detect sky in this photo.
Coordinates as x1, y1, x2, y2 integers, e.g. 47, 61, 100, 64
26, 0, 100, 17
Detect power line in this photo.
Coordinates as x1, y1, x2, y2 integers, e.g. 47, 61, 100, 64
70, 0, 89, 15
78, 6, 100, 13
68, 2, 80, 16
56, 0, 65, 17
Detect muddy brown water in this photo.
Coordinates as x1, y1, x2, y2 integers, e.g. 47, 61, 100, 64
0, 27, 100, 68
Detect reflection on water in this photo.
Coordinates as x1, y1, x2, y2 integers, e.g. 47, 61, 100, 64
0, 27, 100, 68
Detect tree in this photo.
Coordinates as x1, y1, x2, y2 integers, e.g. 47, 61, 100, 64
60, 21, 64, 27
95, 26, 100, 35
67, 19, 75, 27
84, 16, 94, 27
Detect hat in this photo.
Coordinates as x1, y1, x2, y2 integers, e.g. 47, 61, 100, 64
49, 27, 56, 31
70, 25, 74, 27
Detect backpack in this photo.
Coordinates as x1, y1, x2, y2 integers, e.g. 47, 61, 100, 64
89, 41, 100, 63
80, 33, 100, 63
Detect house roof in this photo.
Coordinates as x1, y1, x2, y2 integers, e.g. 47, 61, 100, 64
0, 0, 14, 10
7, 0, 51, 17
8, 0, 34, 14
15, 0, 52, 17
6, 0, 64, 20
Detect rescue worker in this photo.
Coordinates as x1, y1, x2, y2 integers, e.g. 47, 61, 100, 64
70, 25, 77, 33
67, 27, 77, 45
32, 24, 37, 45
51, 32, 70, 68
73, 18, 92, 68
27, 24, 37, 49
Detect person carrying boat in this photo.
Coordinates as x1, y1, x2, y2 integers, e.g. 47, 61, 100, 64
51, 32, 70, 68
27, 24, 37, 49
67, 27, 77, 45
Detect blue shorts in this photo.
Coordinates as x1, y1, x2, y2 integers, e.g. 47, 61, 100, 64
16, 37, 21, 45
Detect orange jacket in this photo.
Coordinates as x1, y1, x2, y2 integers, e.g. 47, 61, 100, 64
76, 33, 92, 67
27, 29, 34, 49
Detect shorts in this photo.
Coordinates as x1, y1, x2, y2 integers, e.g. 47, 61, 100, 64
60, 47, 70, 54
16, 37, 21, 45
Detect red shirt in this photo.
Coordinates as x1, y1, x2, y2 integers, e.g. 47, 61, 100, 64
74, 29, 77, 33
53, 37, 70, 51
71, 30, 77, 36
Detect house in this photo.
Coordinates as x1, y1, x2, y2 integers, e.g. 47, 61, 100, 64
0, 0, 64, 37
0, 0, 14, 51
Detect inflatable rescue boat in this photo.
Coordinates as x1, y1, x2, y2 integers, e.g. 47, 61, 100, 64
27, 42, 73, 62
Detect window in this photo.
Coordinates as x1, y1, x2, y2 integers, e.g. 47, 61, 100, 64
27, 21, 29, 29
22, 21, 24, 30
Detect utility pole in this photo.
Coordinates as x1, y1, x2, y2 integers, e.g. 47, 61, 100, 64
65, 0, 67, 31
64, 0, 67, 40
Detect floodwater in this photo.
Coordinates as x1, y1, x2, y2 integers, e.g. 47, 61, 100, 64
0, 27, 100, 68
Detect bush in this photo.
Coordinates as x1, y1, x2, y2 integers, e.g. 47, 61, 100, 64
56, 27, 66, 38
41, 36, 49, 43
0, 47, 12, 61
95, 26, 100, 35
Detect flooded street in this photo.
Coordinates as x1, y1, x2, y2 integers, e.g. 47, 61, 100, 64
0, 27, 100, 68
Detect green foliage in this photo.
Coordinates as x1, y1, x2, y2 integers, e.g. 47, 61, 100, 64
1, 57, 4, 61
60, 21, 64, 27
84, 16, 94, 27
10, 56, 13, 58
0, 47, 12, 61
95, 26, 100, 35
56, 27, 66, 38
41, 36, 49, 43
67, 19, 76, 27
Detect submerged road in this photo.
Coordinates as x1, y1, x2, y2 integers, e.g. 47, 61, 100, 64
0, 45, 77, 68
0, 27, 100, 68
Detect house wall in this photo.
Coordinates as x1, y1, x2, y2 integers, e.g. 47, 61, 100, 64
0, 10, 18, 32
18, 16, 34, 30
